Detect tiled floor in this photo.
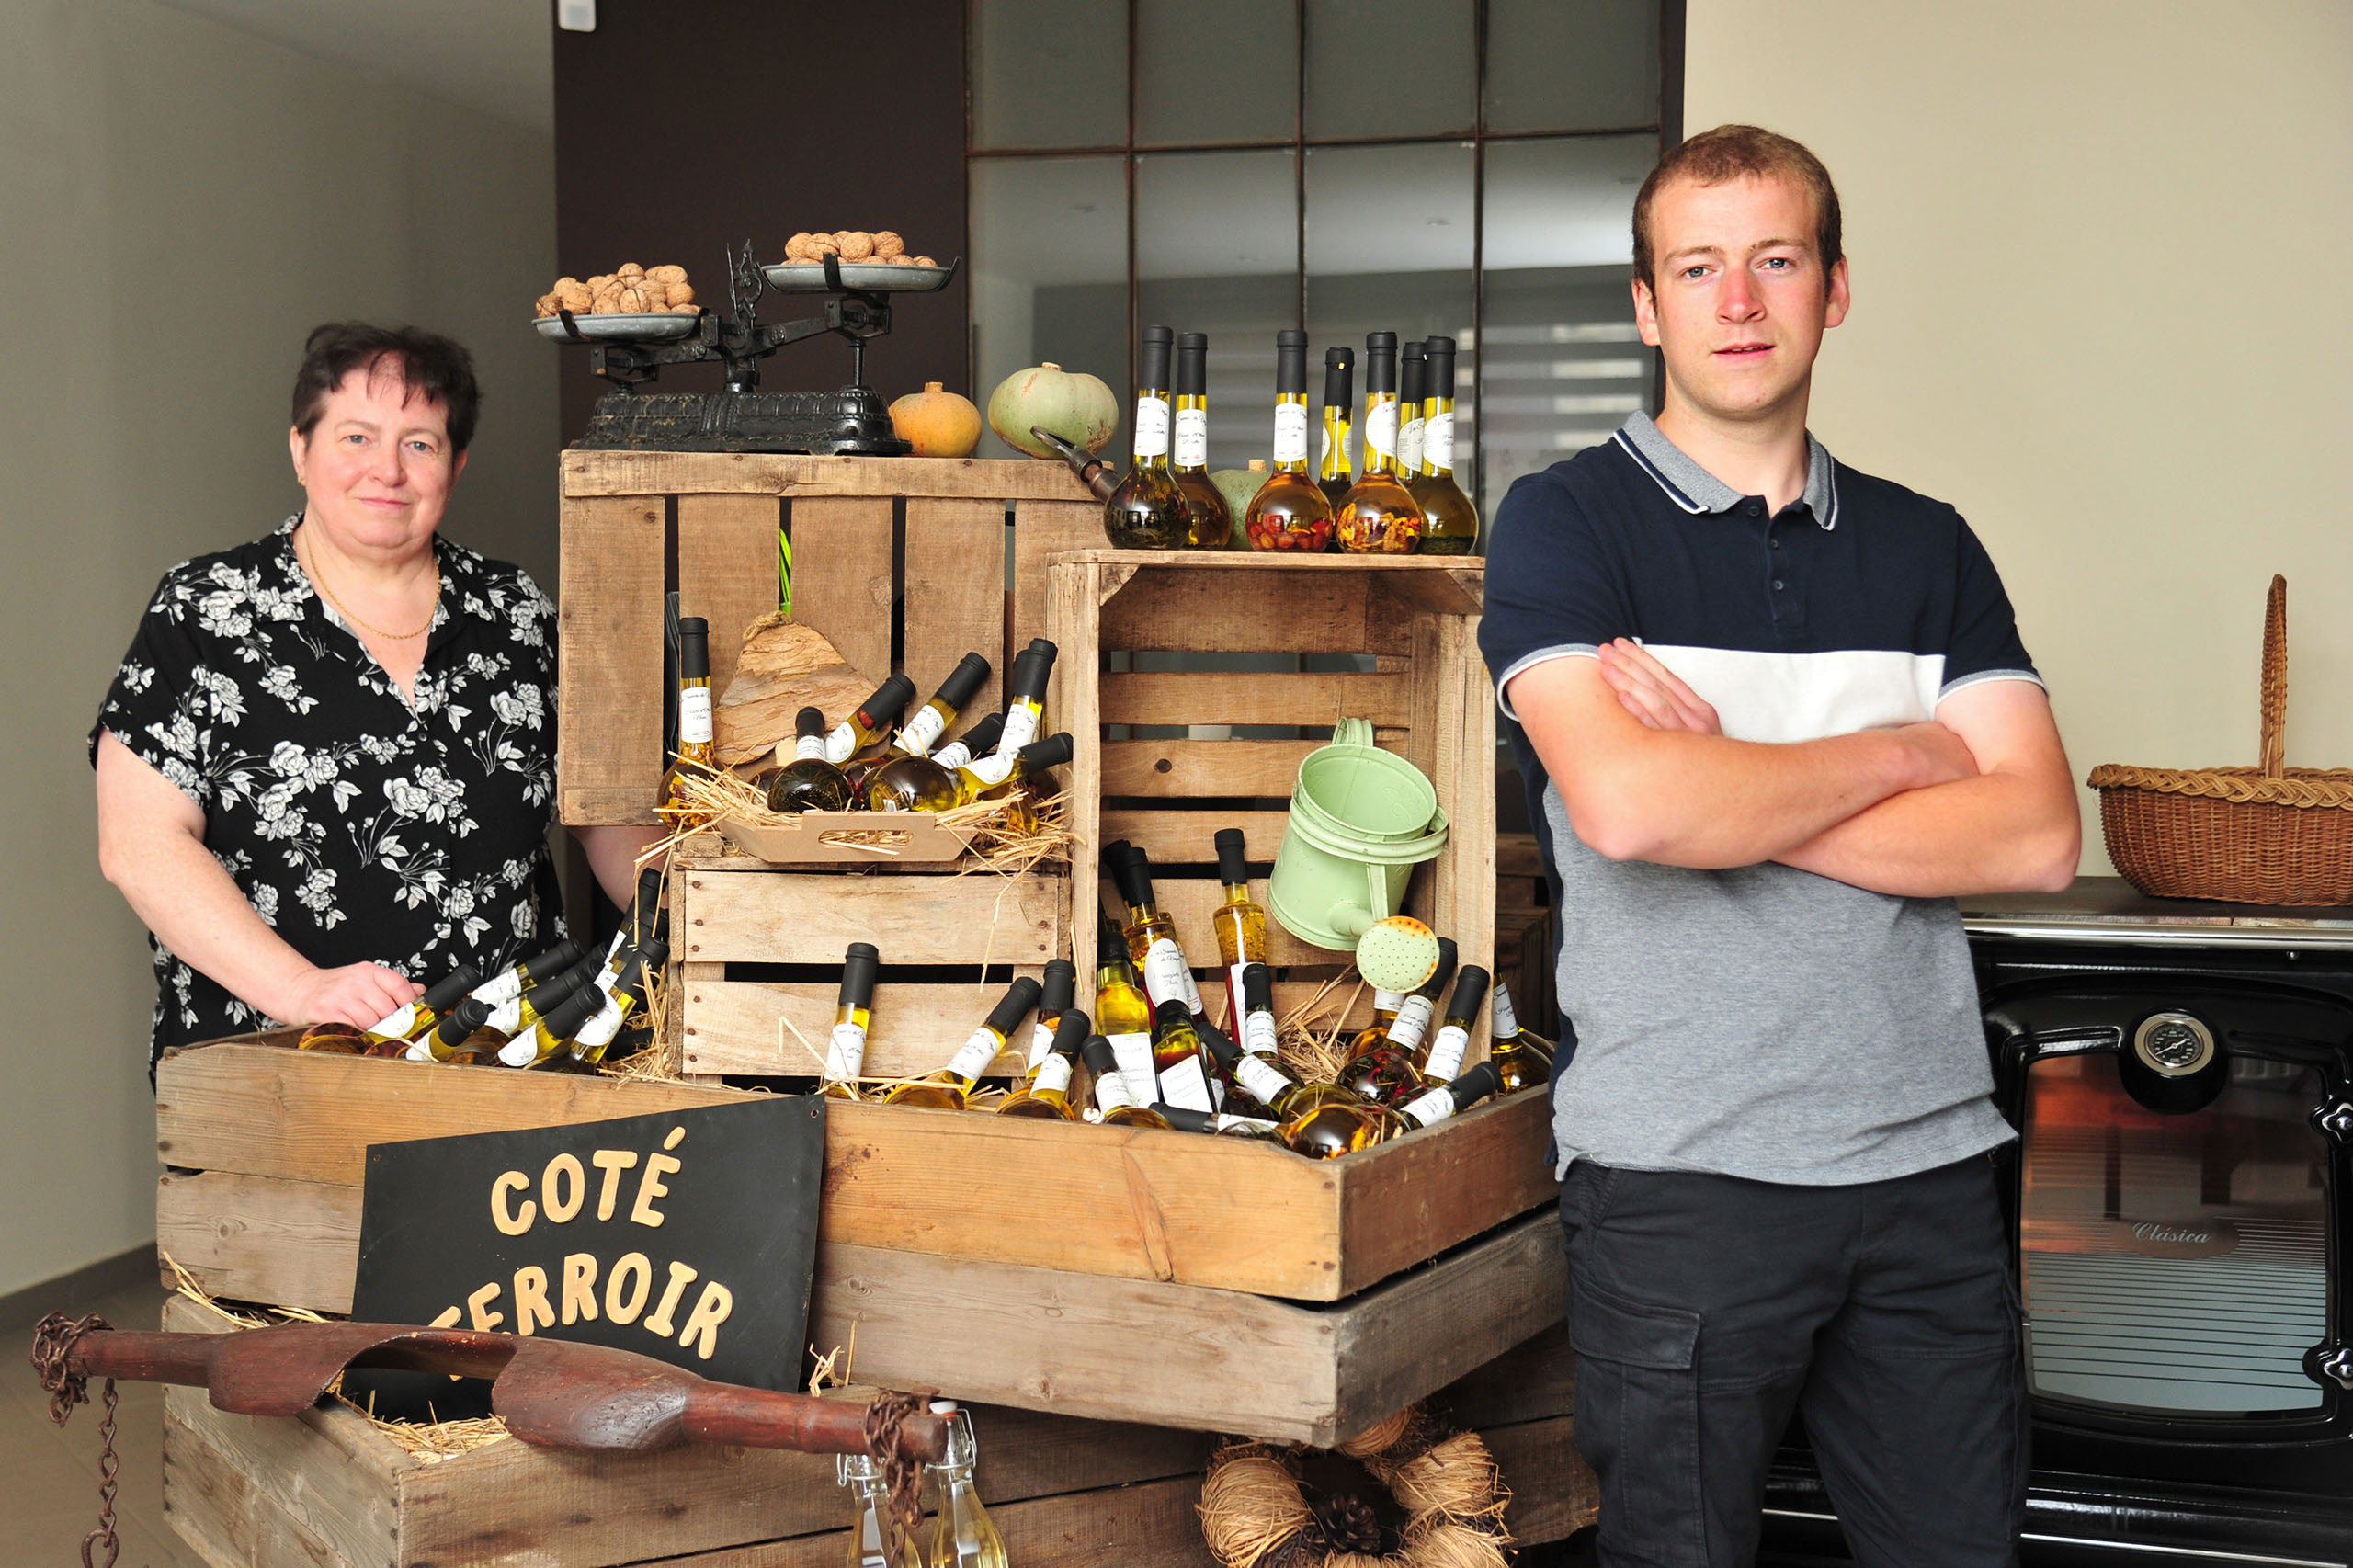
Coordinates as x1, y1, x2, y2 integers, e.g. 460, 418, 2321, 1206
5, 1278, 209, 1568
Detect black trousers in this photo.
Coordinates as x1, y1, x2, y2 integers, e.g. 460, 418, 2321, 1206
1560, 1154, 2027, 1568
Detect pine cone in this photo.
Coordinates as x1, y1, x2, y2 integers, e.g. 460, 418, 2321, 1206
1312, 1492, 1382, 1555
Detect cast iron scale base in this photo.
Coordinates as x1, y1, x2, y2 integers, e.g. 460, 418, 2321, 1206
539, 244, 959, 455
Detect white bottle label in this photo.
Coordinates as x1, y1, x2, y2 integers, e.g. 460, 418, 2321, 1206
1424, 1023, 1472, 1081
1233, 1051, 1291, 1109
997, 703, 1041, 754
1094, 1061, 1143, 1115
795, 733, 827, 763
574, 996, 628, 1053
1397, 415, 1425, 478
1132, 396, 1170, 459
1490, 982, 1518, 1040
827, 1022, 868, 1081
1108, 1031, 1155, 1106
677, 685, 712, 744
1243, 1009, 1279, 1059
1385, 995, 1435, 1053
473, 970, 528, 1006
367, 1002, 417, 1040
1142, 939, 1192, 1011
1363, 398, 1398, 462
1027, 1019, 1055, 1069
400, 1038, 433, 1062
898, 705, 947, 756
1218, 1114, 1279, 1134
933, 737, 975, 770
1372, 989, 1406, 1014
947, 1028, 1003, 1081
485, 995, 527, 1036
1401, 1085, 1456, 1128
963, 750, 1020, 790
1032, 1051, 1074, 1096
1173, 407, 1208, 468
495, 1028, 543, 1068
1159, 1054, 1215, 1112
1272, 403, 1308, 464
1426, 409, 1455, 472
824, 720, 860, 766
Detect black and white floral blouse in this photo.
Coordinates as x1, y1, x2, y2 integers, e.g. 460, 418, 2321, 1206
93, 516, 565, 1063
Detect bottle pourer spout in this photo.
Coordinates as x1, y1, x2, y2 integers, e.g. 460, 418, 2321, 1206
1031, 426, 1118, 500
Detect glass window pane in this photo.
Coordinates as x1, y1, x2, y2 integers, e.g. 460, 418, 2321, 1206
1137, 0, 1298, 147
972, 0, 1127, 150
1303, 0, 1474, 141
1483, 0, 1661, 133
1137, 149, 1299, 474
971, 156, 1130, 460
1475, 134, 1654, 517
1304, 142, 1475, 499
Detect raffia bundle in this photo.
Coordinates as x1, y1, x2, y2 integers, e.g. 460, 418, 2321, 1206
1196, 1408, 1512, 1568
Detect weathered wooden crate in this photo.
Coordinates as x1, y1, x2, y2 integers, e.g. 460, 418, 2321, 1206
557, 450, 1100, 827
159, 1293, 1591, 1568
156, 1039, 1560, 1445
1045, 551, 1495, 1047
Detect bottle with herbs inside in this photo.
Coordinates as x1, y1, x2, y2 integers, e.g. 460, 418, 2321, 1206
1171, 331, 1230, 550
1410, 335, 1479, 553
1245, 329, 1336, 551
1339, 938, 1457, 1106
1333, 332, 1426, 554
1103, 324, 1190, 549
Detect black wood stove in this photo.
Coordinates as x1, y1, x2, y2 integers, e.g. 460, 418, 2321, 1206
1763, 881, 2353, 1567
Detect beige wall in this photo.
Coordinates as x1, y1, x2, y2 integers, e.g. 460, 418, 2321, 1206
1685, 0, 2353, 874
0, 0, 554, 1296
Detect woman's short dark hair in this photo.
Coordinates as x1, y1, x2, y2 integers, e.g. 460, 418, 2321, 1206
290, 323, 482, 453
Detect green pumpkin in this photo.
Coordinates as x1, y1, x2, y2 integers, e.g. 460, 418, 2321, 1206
987, 362, 1120, 460
1210, 463, 1267, 550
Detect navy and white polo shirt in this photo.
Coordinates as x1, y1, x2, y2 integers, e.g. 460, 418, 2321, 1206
1479, 412, 2040, 1185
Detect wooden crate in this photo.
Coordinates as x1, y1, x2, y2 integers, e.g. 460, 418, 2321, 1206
1045, 551, 1495, 1049
558, 450, 1100, 827
156, 1039, 1560, 1444
158, 1294, 1591, 1568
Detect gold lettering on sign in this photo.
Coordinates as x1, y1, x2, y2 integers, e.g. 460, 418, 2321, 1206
592, 1149, 640, 1220
561, 1253, 599, 1324
676, 1280, 733, 1359
513, 1267, 556, 1335
632, 1153, 683, 1228
606, 1252, 654, 1324
466, 1281, 505, 1332
542, 1153, 586, 1223
491, 1171, 536, 1236
643, 1260, 699, 1336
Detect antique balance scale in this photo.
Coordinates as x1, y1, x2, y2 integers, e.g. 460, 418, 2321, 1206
535, 243, 957, 454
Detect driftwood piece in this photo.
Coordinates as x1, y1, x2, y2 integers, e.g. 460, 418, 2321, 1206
714, 612, 877, 768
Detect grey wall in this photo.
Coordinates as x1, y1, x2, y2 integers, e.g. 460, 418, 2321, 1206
0, 0, 556, 1297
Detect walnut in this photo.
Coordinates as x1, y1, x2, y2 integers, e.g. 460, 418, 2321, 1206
556, 281, 594, 312
909, 256, 938, 268
553, 276, 584, 293
590, 288, 624, 314
885, 254, 915, 266
666, 283, 695, 307
872, 231, 904, 259
618, 262, 645, 279
586, 273, 614, 291
835, 231, 875, 261
647, 263, 688, 285
784, 232, 814, 259
805, 233, 840, 256
671, 302, 700, 314
616, 285, 653, 313
535, 292, 561, 317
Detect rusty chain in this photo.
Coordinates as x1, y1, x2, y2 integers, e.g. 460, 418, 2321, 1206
861, 1387, 935, 1565
30, 1312, 125, 1568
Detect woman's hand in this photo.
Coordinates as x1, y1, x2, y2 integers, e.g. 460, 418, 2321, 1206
275, 962, 424, 1030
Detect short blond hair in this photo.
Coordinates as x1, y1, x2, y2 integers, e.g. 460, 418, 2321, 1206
1632, 125, 1842, 296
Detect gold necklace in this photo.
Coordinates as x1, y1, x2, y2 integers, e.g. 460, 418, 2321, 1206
297, 524, 439, 641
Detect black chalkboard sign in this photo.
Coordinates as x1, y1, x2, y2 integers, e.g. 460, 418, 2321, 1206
347, 1096, 824, 1421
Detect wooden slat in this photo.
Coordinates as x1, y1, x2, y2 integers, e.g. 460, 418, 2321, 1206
1100, 670, 1410, 730
1335, 1100, 1556, 1298
1050, 558, 1105, 990
904, 498, 1007, 737
683, 978, 1036, 1078
1063, 548, 1483, 616
677, 869, 1063, 967
558, 494, 665, 826
1104, 738, 1316, 797
564, 450, 1095, 503
1498, 829, 1545, 881
1098, 808, 1289, 867
165, 1387, 407, 1568
1428, 1321, 1576, 1431
677, 494, 782, 705
1484, 1415, 1599, 1544
1011, 499, 1103, 663
783, 496, 894, 687
1099, 567, 1410, 656
158, 1169, 363, 1314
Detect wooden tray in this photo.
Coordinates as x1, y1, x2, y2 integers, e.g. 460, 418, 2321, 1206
715, 810, 978, 867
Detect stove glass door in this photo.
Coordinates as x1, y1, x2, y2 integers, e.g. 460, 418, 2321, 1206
2019, 1051, 2329, 1415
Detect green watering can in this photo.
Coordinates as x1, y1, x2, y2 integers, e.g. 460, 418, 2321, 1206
1268, 718, 1450, 992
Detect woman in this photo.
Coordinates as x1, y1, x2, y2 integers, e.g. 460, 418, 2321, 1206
93, 323, 653, 1065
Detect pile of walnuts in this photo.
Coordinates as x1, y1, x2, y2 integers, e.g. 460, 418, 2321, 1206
782, 231, 939, 268
535, 263, 699, 318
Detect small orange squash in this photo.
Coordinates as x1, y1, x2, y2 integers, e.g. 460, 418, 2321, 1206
889, 381, 982, 458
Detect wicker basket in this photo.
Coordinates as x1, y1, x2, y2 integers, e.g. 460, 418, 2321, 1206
2088, 575, 2353, 905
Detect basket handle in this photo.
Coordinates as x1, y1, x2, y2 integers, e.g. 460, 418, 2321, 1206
2258, 574, 2287, 778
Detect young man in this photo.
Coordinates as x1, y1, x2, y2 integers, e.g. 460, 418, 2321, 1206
1478, 126, 2078, 1567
